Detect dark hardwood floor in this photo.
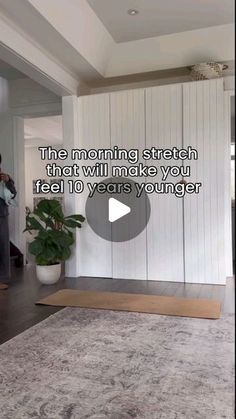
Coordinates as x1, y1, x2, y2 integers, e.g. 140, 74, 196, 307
0, 265, 235, 345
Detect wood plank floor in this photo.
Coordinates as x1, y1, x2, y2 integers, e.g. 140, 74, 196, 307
0, 265, 234, 345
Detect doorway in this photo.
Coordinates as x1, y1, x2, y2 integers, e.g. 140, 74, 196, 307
24, 115, 63, 264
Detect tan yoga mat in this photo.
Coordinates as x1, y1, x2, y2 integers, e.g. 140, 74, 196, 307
37, 289, 221, 319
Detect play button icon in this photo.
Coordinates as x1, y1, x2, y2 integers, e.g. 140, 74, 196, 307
85, 177, 151, 242
109, 198, 131, 223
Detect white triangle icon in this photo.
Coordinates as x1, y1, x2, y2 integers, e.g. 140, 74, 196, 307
109, 198, 131, 223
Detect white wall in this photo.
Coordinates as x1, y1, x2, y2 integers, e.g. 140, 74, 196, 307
9, 78, 62, 117
224, 76, 235, 91
77, 79, 229, 283
0, 112, 14, 176
9, 78, 60, 110
0, 76, 9, 112
24, 145, 63, 211
0, 77, 12, 174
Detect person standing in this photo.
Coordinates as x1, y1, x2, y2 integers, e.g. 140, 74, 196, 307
0, 154, 17, 290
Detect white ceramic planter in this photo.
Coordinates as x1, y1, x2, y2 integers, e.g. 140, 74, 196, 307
36, 263, 61, 285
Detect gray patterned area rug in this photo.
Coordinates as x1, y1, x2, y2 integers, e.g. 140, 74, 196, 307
0, 308, 234, 419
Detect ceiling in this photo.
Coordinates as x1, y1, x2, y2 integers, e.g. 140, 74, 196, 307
24, 116, 63, 148
87, 0, 235, 42
0, 1, 234, 86
0, 58, 26, 80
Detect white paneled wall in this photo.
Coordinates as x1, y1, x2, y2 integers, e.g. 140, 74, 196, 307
77, 94, 112, 277
0, 76, 9, 112
183, 79, 226, 284
224, 91, 234, 277
77, 79, 230, 284
110, 90, 147, 280
146, 84, 184, 282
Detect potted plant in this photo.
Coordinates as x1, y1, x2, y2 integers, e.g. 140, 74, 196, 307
24, 199, 85, 284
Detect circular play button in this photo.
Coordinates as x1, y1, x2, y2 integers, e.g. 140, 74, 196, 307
85, 177, 151, 242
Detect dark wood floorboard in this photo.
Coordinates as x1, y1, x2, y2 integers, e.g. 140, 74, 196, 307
145, 280, 171, 295
0, 266, 234, 345
198, 284, 214, 299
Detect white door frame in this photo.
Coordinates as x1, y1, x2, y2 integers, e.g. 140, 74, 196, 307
0, 38, 79, 266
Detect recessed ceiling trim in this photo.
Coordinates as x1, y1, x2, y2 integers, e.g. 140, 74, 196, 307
87, 0, 235, 43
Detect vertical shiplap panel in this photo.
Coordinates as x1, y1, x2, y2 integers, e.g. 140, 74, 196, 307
195, 82, 205, 280
146, 84, 184, 282
209, 82, 220, 279
224, 91, 233, 277
183, 79, 226, 284
77, 94, 112, 277
216, 81, 228, 280
110, 89, 147, 280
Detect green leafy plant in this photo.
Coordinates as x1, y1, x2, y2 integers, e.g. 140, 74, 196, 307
24, 199, 85, 266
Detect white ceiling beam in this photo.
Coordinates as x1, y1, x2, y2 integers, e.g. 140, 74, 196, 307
0, 11, 79, 96
27, 0, 114, 77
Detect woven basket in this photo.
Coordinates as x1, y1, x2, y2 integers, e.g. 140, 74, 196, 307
189, 62, 228, 81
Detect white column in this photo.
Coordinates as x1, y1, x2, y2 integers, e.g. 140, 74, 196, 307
62, 95, 80, 277
13, 116, 26, 256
